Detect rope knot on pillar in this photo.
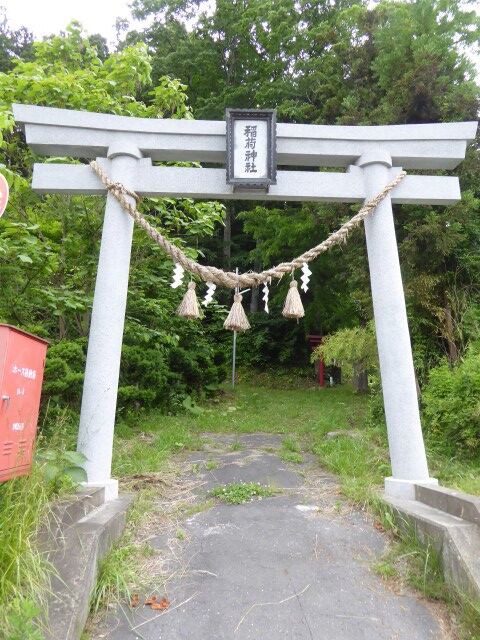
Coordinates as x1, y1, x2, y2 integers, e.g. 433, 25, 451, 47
106, 180, 141, 203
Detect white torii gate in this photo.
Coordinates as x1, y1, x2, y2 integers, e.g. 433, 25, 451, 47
13, 104, 477, 501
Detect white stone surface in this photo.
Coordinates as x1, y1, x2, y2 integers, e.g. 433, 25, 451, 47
76, 148, 141, 498
32, 162, 461, 205
13, 103, 477, 169
81, 479, 119, 502
384, 477, 438, 500
12, 104, 477, 498
358, 151, 437, 492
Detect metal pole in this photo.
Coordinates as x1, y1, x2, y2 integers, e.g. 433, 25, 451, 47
232, 267, 238, 388
77, 144, 141, 500
357, 150, 437, 499
232, 330, 237, 388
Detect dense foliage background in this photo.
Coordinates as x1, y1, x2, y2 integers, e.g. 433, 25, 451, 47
0, 22, 231, 425
1, 5, 479, 637
125, 0, 480, 392
0, 0, 479, 451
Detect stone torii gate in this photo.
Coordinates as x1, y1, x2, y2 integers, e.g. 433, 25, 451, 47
13, 104, 477, 501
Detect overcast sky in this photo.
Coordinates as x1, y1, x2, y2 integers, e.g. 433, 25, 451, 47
1, 0, 136, 44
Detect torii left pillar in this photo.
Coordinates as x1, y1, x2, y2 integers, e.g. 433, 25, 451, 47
77, 143, 141, 500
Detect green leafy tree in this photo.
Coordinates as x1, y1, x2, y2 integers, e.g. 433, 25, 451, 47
0, 22, 228, 419
131, 0, 480, 375
312, 323, 378, 392
0, 7, 33, 72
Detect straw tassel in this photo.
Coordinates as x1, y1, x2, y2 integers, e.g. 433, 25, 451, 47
177, 281, 200, 319
282, 280, 305, 319
224, 293, 251, 332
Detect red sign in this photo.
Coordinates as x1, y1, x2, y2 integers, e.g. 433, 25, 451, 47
0, 325, 49, 481
0, 173, 9, 218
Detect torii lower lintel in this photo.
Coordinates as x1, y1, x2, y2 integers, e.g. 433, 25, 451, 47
13, 104, 478, 501
31, 162, 461, 205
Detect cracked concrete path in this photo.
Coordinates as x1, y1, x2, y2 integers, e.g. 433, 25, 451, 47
91, 434, 448, 640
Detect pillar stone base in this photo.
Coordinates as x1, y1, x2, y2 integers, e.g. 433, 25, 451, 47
81, 478, 119, 502
384, 476, 438, 500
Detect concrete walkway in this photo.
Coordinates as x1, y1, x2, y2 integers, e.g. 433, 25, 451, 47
91, 434, 448, 640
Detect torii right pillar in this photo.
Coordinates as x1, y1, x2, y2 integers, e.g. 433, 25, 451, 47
358, 149, 433, 499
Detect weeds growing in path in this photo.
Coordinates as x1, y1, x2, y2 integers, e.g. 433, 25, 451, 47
209, 482, 277, 504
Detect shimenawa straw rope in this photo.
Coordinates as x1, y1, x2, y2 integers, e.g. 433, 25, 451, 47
90, 160, 406, 291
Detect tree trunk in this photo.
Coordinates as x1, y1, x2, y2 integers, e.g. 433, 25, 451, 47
58, 314, 67, 341
444, 302, 459, 366
354, 364, 369, 394
415, 373, 422, 407
223, 203, 233, 270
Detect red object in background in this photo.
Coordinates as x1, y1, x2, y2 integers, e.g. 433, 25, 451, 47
306, 334, 325, 387
0, 173, 9, 218
0, 325, 48, 481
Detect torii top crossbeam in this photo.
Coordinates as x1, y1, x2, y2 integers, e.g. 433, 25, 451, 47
13, 104, 477, 204
13, 103, 476, 167
12, 103, 478, 503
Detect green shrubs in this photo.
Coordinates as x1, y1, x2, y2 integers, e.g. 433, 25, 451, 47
0, 470, 51, 639
368, 343, 480, 459
117, 336, 227, 414
35, 449, 87, 490
40, 321, 228, 427
422, 343, 480, 457
236, 313, 308, 368
42, 339, 86, 405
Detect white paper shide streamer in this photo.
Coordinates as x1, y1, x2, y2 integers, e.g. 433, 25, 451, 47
300, 262, 312, 292
262, 282, 270, 313
202, 282, 216, 306
171, 263, 185, 289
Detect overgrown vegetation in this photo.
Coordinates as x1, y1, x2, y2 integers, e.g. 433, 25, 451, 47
0, 23, 229, 425
373, 509, 480, 638
422, 341, 480, 458
209, 482, 277, 504
0, 439, 87, 640
374, 517, 446, 599
280, 437, 303, 464
0, 1, 479, 636
0, 470, 51, 639
111, 370, 480, 499
88, 485, 161, 613
105, 373, 480, 637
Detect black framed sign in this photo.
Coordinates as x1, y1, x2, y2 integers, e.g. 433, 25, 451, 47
225, 108, 277, 190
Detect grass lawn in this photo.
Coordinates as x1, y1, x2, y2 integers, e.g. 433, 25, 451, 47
5, 372, 479, 638
93, 369, 480, 638
112, 369, 480, 500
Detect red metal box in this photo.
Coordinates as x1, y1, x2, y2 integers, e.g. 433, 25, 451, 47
0, 325, 48, 481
